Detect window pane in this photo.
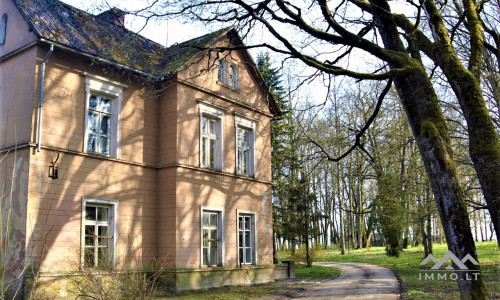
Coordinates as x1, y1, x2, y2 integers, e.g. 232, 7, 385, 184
238, 216, 243, 229
203, 248, 209, 266
203, 229, 209, 247
210, 213, 218, 226
100, 136, 109, 155
98, 225, 108, 239
88, 112, 98, 133
245, 232, 251, 246
84, 248, 95, 268
245, 217, 250, 230
87, 134, 96, 153
210, 229, 218, 240
85, 225, 95, 245
202, 213, 209, 226
218, 60, 226, 83
239, 232, 243, 246
209, 139, 215, 168
239, 248, 244, 263
98, 247, 109, 267
101, 115, 110, 135
85, 206, 96, 220
100, 97, 112, 113
243, 129, 249, 145
97, 207, 108, 221
202, 117, 207, 134
209, 119, 216, 135
237, 148, 242, 173
246, 248, 251, 263
210, 248, 217, 265
243, 149, 249, 174
201, 137, 207, 167
89, 95, 98, 109
229, 67, 234, 87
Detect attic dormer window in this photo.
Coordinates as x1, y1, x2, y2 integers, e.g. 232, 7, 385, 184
0, 14, 7, 46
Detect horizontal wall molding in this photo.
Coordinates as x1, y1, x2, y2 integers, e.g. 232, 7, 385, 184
29, 144, 272, 185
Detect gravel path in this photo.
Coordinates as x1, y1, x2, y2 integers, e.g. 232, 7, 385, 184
294, 262, 401, 300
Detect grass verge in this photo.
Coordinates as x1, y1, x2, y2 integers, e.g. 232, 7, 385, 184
157, 265, 340, 299
279, 241, 499, 299
295, 265, 341, 279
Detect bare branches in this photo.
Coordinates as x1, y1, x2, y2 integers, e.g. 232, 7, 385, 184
306, 78, 393, 162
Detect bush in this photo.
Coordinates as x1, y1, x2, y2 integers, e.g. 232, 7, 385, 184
292, 244, 318, 265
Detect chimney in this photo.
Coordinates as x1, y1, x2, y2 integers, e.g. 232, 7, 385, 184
97, 7, 126, 27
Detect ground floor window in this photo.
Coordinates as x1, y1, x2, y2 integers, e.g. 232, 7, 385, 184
201, 207, 224, 267
238, 211, 256, 265
82, 199, 117, 268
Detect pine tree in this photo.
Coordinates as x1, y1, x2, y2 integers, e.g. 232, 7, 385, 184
257, 53, 296, 260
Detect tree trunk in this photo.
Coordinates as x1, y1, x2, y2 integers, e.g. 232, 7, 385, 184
370, 0, 488, 297
339, 177, 346, 255
423, 0, 500, 249
426, 187, 433, 255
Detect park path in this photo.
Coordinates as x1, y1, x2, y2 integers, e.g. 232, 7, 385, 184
274, 262, 401, 300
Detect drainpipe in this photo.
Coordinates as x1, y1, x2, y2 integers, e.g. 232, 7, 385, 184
37, 44, 54, 152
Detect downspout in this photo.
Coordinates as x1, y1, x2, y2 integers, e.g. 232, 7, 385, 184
37, 44, 54, 152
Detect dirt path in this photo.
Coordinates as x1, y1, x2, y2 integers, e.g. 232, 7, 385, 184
264, 262, 401, 299
294, 262, 401, 299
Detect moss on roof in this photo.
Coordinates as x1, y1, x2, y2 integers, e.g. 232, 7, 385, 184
12, 0, 230, 76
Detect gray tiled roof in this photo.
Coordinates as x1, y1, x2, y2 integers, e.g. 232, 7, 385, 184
12, 0, 230, 76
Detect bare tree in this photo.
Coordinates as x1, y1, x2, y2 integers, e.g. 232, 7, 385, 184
118, 0, 500, 297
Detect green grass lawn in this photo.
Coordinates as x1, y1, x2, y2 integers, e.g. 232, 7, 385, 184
279, 241, 499, 299
295, 264, 341, 278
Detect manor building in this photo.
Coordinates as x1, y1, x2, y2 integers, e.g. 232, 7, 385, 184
0, 0, 279, 296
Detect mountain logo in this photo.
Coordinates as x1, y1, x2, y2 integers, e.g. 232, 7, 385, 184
420, 251, 479, 270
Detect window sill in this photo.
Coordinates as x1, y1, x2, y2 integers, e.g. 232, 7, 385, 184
216, 81, 240, 93
236, 172, 255, 179
86, 151, 113, 158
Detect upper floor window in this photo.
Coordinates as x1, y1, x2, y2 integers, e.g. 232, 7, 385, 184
217, 59, 238, 90
198, 101, 226, 171
84, 74, 127, 158
0, 14, 7, 46
87, 95, 112, 155
235, 115, 256, 177
201, 116, 218, 169
82, 198, 118, 269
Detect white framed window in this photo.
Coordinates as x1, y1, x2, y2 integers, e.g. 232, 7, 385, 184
84, 73, 127, 158
237, 210, 257, 265
198, 101, 226, 171
217, 59, 227, 84
235, 115, 256, 177
217, 60, 239, 90
229, 64, 238, 89
200, 206, 225, 267
0, 14, 7, 46
81, 198, 118, 269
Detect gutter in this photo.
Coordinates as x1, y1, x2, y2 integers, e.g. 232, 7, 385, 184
0, 40, 38, 63
36, 44, 54, 152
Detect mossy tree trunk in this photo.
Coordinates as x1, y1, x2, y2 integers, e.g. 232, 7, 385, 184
419, 0, 500, 249
369, 0, 488, 297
